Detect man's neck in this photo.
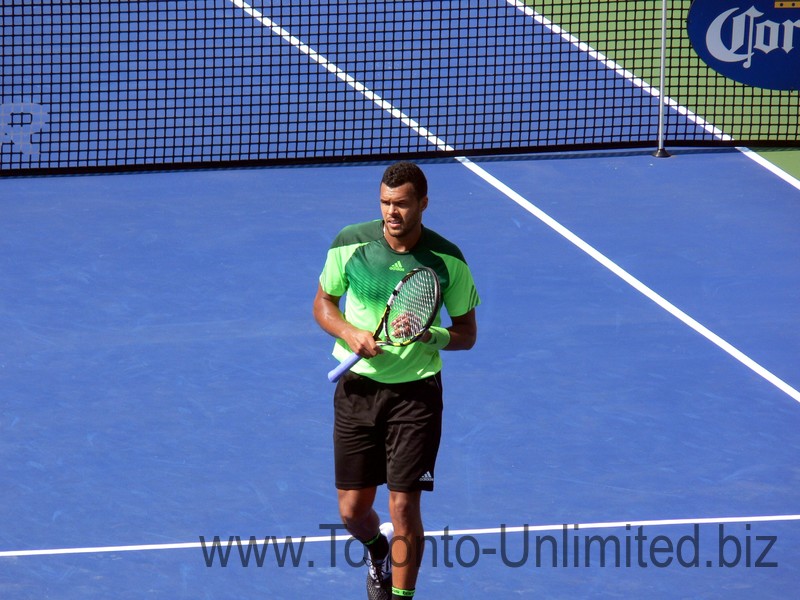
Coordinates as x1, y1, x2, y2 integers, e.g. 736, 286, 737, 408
383, 224, 423, 253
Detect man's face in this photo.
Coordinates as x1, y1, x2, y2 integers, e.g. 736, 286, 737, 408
380, 182, 427, 242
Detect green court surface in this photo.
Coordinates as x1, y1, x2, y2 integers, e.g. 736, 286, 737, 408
758, 150, 800, 182
531, 0, 798, 152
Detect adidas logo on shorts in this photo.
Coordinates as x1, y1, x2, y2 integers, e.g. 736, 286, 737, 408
418, 471, 434, 483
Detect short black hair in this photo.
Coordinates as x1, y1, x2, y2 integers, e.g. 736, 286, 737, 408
381, 161, 428, 200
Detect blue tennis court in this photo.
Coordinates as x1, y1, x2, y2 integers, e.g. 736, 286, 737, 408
2, 2, 799, 599
2, 148, 798, 598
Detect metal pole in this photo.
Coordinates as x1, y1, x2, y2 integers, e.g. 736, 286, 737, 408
653, 0, 671, 158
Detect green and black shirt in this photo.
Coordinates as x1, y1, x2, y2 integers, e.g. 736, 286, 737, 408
320, 220, 480, 383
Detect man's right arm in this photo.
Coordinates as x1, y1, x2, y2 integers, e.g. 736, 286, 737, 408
313, 284, 383, 359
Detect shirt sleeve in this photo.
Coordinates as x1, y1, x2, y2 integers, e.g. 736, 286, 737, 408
442, 258, 480, 318
319, 245, 349, 297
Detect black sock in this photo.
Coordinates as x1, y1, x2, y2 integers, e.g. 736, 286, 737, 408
363, 531, 389, 561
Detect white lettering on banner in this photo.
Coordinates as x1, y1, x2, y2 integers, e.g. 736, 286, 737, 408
705, 5, 800, 68
0, 102, 48, 156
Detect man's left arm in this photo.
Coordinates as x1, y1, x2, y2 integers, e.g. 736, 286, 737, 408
422, 309, 476, 351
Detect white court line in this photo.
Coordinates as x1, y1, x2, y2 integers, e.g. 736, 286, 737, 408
225, 0, 800, 404
737, 147, 800, 192
457, 156, 800, 405
231, 0, 800, 190
505, 0, 730, 142
226, 0, 454, 153
2, 514, 799, 558
505, 0, 800, 192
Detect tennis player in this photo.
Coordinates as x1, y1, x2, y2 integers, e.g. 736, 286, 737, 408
313, 162, 479, 600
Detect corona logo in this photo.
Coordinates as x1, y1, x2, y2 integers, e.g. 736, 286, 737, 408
687, 0, 800, 90
706, 5, 800, 67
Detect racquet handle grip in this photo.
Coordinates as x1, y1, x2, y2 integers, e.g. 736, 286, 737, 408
327, 352, 363, 383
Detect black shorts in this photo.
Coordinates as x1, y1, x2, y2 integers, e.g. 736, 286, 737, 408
333, 371, 443, 492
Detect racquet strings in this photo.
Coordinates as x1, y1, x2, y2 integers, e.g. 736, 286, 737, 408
386, 269, 440, 343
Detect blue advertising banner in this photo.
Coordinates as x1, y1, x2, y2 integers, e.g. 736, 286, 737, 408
687, 0, 800, 91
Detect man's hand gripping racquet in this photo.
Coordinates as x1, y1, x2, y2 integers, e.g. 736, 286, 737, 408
327, 267, 442, 383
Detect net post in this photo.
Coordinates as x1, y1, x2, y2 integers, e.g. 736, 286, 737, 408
653, 0, 672, 158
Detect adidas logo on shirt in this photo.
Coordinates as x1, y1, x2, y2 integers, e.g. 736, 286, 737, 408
389, 261, 405, 272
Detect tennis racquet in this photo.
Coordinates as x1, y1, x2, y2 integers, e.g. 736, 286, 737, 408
327, 266, 442, 383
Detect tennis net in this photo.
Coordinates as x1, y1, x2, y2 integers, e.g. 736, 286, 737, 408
1, 1, 797, 175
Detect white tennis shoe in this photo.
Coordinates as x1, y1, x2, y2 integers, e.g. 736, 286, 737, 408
365, 522, 394, 600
